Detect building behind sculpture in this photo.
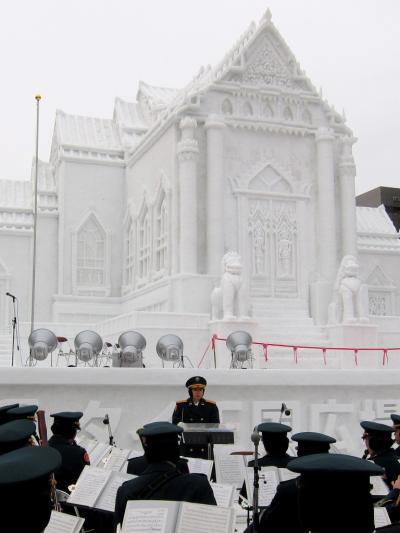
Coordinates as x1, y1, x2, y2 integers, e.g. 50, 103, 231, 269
0, 10, 399, 365
357, 186, 400, 232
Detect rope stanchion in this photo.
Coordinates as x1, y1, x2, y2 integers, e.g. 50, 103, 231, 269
383, 349, 389, 366
262, 343, 268, 362
354, 349, 359, 366
322, 348, 327, 366
293, 346, 298, 364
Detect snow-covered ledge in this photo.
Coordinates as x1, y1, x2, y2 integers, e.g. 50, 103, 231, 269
1, 368, 399, 454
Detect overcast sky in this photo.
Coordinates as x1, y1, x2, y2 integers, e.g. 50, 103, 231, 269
1, 0, 399, 194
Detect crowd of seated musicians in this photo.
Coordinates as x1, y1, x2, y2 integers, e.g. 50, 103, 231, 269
2, 377, 400, 532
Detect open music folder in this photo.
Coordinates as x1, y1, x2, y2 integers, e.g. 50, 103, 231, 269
120, 500, 235, 533
245, 466, 299, 507
44, 510, 84, 533
67, 466, 135, 512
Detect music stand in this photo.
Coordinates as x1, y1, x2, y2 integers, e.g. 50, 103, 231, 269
180, 423, 234, 460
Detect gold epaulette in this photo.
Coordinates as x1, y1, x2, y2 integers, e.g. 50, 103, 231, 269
205, 399, 216, 404
176, 400, 187, 404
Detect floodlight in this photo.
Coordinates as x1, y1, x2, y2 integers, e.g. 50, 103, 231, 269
226, 330, 253, 368
74, 330, 103, 363
156, 334, 184, 367
28, 328, 58, 361
112, 330, 146, 368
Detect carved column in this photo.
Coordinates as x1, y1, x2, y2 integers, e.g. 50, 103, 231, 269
177, 116, 199, 274
339, 136, 357, 256
315, 127, 337, 281
205, 115, 226, 275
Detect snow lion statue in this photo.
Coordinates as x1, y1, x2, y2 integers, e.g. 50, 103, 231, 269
211, 251, 243, 320
328, 255, 369, 324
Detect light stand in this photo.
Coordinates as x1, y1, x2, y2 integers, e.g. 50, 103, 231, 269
251, 428, 260, 533
6, 292, 20, 367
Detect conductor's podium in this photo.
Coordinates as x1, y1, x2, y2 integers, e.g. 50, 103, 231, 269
179, 423, 234, 460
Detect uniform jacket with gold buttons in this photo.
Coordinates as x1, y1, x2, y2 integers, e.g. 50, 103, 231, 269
172, 397, 220, 425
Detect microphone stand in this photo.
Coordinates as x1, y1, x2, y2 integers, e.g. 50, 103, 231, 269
251, 429, 260, 533
7, 293, 20, 367
103, 414, 115, 446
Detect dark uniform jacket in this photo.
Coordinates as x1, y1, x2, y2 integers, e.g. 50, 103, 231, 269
115, 462, 217, 526
370, 448, 400, 487
127, 455, 189, 476
258, 478, 306, 533
48, 435, 90, 492
172, 397, 220, 425
172, 397, 220, 459
248, 453, 293, 468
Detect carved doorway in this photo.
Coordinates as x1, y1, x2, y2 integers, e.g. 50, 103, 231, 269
248, 198, 298, 297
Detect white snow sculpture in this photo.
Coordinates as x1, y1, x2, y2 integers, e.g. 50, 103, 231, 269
328, 255, 369, 324
211, 251, 243, 320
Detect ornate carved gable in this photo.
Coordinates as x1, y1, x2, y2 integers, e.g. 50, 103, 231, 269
366, 265, 395, 288
249, 165, 291, 194
218, 13, 314, 93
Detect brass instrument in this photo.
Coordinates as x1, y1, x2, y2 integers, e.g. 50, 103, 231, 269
37, 410, 62, 512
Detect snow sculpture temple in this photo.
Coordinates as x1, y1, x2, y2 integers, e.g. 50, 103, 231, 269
0, 9, 399, 368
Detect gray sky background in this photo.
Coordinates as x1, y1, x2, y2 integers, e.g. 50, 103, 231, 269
1, 0, 399, 194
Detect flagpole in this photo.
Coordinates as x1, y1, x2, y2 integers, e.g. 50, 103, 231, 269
30, 95, 41, 362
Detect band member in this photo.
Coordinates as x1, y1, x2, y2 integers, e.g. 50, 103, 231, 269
0, 446, 62, 533
115, 422, 216, 527
360, 420, 400, 487
48, 411, 90, 492
0, 419, 36, 455
248, 422, 293, 468
391, 414, 400, 457
0, 403, 19, 425
6, 404, 40, 444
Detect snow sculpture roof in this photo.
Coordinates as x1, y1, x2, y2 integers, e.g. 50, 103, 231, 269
31, 159, 56, 192
55, 110, 122, 151
0, 180, 31, 209
357, 205, 400, 252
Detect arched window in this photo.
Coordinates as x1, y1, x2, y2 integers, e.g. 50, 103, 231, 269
283, 106, 293, 121
138, 207, 151, 279
262, 102, 274, 118
125, 217, 135, 286
243, 101, 253, 116
77, 216, 105, 287
155, 193, 168, 273
301, 108, 312, 124
221, 98, 233, 115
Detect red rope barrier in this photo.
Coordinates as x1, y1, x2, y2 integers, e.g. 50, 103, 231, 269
202, 335, 400, 367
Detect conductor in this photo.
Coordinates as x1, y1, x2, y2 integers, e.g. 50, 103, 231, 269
172, 376, 220, 459
172, 376, 219, 425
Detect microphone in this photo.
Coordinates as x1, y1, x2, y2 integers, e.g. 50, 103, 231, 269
281, 403, 291, 416
5, 292, 16, 299
103, 413, 115, 446
103, 414, 110, 425
251, 428, 261, 446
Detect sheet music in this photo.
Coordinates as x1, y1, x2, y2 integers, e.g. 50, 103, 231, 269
211, 483, 235, 507
214, 449, 246, 488
68, 466, 111, 508
128, 449, 143, 460
176, 502, 234, 533
122, 501, 179, 533
123, 508, 169, 532
246, 467, 279, 507
90, 442, 113, 467
103, 448, 130, 471
95, 472, 135, 512
75, 435, 98, 456
370, 476, 389, 496
44, 511, 84, 533
279, 468, 299, 482
374, 507, 391, 527
184, 457, 213, 479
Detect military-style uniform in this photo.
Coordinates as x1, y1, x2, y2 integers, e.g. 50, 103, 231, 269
127, 454, 189, 476
172, 397, 220, 425
115, 462, 216, 526
48, 434, 90, 492
48, 411, 90, 493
